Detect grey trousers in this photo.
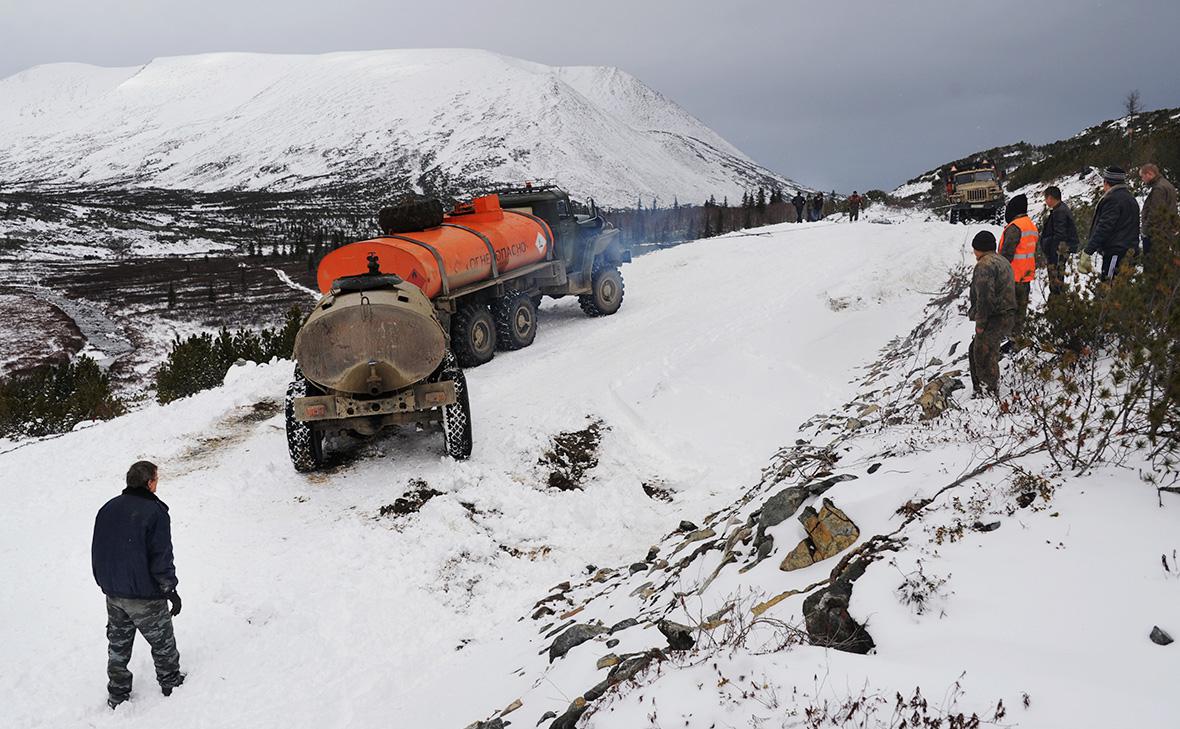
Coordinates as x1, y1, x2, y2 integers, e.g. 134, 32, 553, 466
105, 596, 182, 698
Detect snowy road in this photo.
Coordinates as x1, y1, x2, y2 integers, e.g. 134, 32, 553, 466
0, 219, 973, 727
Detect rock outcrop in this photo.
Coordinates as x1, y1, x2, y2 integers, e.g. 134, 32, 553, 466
802, 554, 876, 654
780, 499, 860, 572
917, 372, 964, 419
548, 623, 609, 663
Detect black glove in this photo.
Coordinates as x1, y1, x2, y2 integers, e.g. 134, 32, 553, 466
166, 590, 182, 617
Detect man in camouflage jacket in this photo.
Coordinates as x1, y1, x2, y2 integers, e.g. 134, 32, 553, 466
967, 231, 1017, 397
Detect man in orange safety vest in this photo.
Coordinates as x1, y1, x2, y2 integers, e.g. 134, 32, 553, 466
998, 194, 1038, 339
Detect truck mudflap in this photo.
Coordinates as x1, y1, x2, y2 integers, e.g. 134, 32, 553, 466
293, 381, 456, 422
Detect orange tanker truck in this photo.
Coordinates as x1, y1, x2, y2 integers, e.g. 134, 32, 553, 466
284, 185, 630, 471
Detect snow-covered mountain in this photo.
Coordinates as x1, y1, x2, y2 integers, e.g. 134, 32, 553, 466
0, 49, 796, 206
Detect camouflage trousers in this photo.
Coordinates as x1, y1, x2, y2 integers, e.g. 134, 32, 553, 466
969, 314, 1014, 397
105, 596, 182, 699
1012, 282, 1030, 339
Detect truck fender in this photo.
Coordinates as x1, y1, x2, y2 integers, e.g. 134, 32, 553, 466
590, 228, 628, 266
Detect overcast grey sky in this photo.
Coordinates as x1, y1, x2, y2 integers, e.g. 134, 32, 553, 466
2, 0, 1178, 192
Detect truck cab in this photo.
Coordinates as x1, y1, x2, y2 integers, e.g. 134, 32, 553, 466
946, 163, 1005, 225
494, 185, 629, 289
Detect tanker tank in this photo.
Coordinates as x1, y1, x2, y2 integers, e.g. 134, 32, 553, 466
315, 194, 553, 298
293, 273, 447, 396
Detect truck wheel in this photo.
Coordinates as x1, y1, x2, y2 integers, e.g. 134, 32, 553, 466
285, 367, 325, 473
451, 304, 496, 367
579, 265, 625, 317
992, 207, 1004, 225
436, 355, 473, 460
493, 291, 538, 350
949, 209, 958, 224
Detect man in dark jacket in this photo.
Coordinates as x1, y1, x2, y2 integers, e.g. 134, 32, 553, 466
812, 192, 825, 221
792, 192, 806, 223
92, 461, 184, 709
1042, 186, 1079, 297
1140, 163, 1178, 259
967, 231, 1017, 398
1083, 166, 1140, 280
848, 191, 862, 221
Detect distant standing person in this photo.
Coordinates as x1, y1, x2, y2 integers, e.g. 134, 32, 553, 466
1041, 186, 1078, 298
812, 192, 825, 221
792, 192, 807, 223
848, 191, 862, 221
967, 231, 1016, 398
1140, 163, 1177, 260
997, 194, 1038, 338
92, 461, 185, 709
1082, 166, 1140, 280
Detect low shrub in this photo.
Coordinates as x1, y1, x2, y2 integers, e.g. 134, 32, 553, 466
0, 356, 124, 438
155, 307, 303, 404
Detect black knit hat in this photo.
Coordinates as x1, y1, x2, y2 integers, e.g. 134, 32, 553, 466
1102, 166, 1127, 184
972, 230, 997, 252
1004, 194, 1028, 224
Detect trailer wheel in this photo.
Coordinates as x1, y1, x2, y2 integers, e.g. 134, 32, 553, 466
579, 265, 625, 317
493, 291, 538, 350
434, 354, 473, 460
451, 304, 496, 367
949, 209, 958, 225
285, 367, 325, 473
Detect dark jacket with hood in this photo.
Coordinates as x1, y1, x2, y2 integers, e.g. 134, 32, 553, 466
1085, 184, 1140, 256
92, 486, 177, 600
1042, 199, 1079, 262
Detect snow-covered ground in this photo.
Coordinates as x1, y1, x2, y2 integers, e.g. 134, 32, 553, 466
891, 178, 934, 200
1, 218, 1175, 728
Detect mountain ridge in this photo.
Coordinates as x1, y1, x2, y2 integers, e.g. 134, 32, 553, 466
890, 105, 1180, 204
0, 49, 797, 207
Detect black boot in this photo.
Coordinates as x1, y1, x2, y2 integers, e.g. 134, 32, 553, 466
162, 672, 186, 697
108, 694, 128, 710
